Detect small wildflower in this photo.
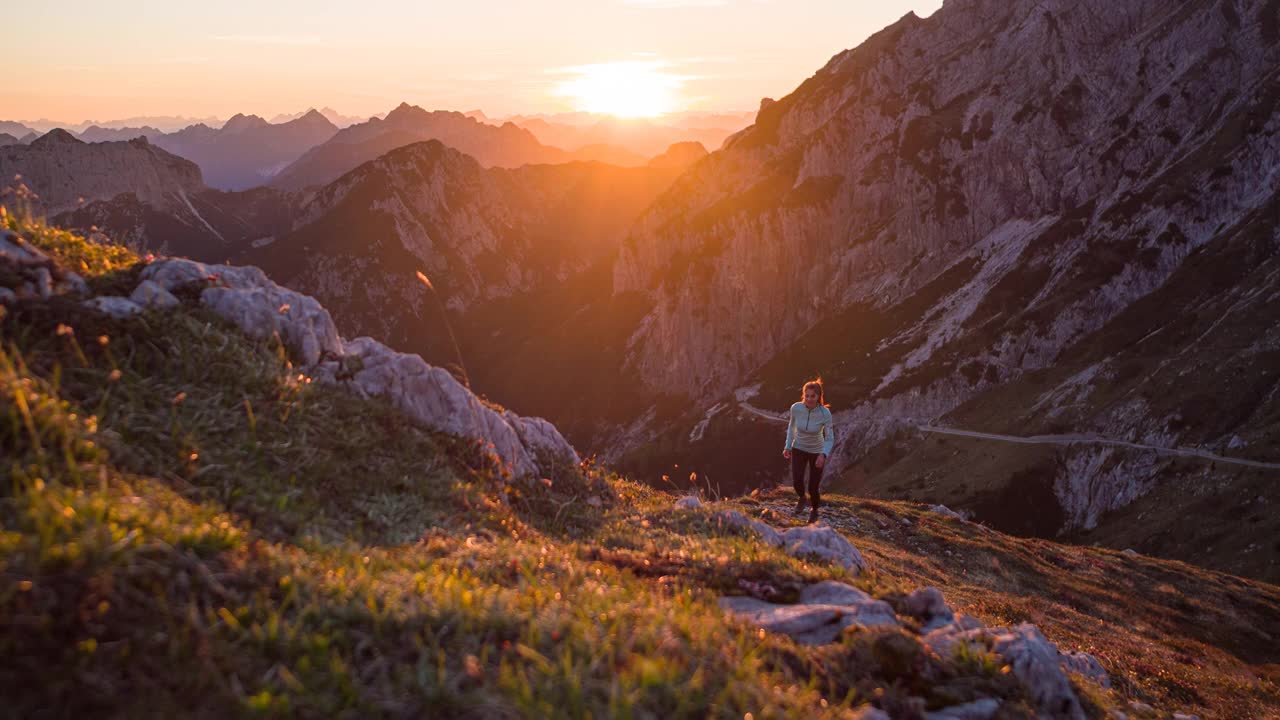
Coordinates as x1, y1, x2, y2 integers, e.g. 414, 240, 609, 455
172, 391, 188, 405
97, 335, 109, 346
540, 478, 553, 488
144, 253, 156, 263
277, 303, 291, 314
108, 369, 122, 382
463, 654, 482, 679
188, 452, 199, 462
56, 323, 74, 337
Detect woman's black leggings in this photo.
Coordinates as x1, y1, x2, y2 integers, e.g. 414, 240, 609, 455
791, 449, 823, 507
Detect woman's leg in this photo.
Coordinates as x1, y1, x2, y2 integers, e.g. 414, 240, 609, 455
808, 455, 824, 509
791, 450, 809, 500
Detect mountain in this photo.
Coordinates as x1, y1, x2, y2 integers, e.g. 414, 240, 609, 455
0, 126, 296, 258
601, 0, 1280, 579
269, 103, 599, 190
0, 130, 204, 215
646, 141, 709, 170
247, 140, 686, 377
4, 214, 1275, 720
269, 107, 370, 128
13, 114, 222, 134
54, 186, 297, 259
77, 125, 164, 142
0, 120, 37, 138
153, 110, 338, 190
0, 133, 20, 147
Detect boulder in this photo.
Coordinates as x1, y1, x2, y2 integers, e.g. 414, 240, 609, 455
337, 336, 577, 477
925, 698, 1001, 720
1061, 650, 1111, 688
923, 622, 1092, 720
710, 509, 782, 547
129, 279, 180, 309
674, 496, 702, 510
780, 524, 867, 572
902, 587, 955, 631
928, 504, 968, 521
719, 581, 897, 644
992, 624, 1086, 720
81, 296, 142, 318
143, 259, 343, 365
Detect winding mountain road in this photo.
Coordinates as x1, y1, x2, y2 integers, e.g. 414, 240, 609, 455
736, 402, 1280, 471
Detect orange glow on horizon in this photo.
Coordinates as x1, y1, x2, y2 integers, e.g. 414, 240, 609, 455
554, 61, 687, 118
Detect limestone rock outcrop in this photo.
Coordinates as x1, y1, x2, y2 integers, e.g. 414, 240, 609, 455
118, 258, 578, 477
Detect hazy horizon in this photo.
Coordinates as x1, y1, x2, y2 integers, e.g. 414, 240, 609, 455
6, 0, 941, 125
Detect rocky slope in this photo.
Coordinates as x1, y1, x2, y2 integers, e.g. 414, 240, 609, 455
3, 215, 1275, 720
603, 0, 1280, 574
153, 110, 339, 190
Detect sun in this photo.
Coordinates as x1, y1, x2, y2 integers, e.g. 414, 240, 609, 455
555, 61, 684, 118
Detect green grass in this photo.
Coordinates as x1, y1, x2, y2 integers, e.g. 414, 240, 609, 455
2, 215, 1273, 719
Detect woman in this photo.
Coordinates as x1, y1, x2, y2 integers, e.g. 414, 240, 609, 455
782, 379, 834, 523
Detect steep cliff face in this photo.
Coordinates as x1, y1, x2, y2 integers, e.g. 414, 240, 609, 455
619, 0, 1279, 400
0, 131, 205, 214
607, 0, 1280, 573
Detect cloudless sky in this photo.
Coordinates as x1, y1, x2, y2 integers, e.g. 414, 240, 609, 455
6, 0, 943, 123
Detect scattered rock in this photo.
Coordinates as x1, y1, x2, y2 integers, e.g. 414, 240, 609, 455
925, 698, 1000, 720
852, 707, 890, 720
902, 587, 955, 631
924, 623, 1090, 720
1122, 549, 1139, 557
719, 581, 897, 644
129, 279, 180, 309
928, 504, 968, 520
780, 524, 867, 572
899, 516, 912, 525
1171, 714, 1200, 720
992, 624, 1086, 720
144, 259, 344, 365
0, 231, 92, 302
1061, 650, 1111, 688
674, 495, 702, 510
81, 296, 142, 318
710, 509, 783, 547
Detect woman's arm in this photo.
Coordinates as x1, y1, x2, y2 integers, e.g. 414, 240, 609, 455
783, 406, 796, 456
821, 410, 835, 456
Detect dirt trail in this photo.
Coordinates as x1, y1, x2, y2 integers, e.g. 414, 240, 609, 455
917, 425, 1280, 471
737, 402, 1280, 471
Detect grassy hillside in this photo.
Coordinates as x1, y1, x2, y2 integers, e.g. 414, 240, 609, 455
2, 214, 1277, 718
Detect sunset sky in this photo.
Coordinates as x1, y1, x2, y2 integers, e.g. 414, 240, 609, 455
7, 0, 942, 123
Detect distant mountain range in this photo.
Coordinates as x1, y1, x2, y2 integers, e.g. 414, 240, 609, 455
150, 110, 340, 191
268, 103, 648, 190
